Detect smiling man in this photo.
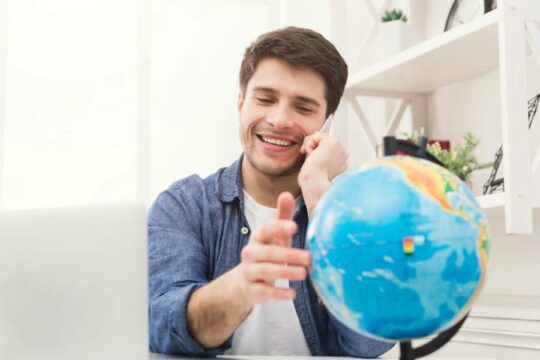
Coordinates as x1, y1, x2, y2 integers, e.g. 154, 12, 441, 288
148, 27, 394, 357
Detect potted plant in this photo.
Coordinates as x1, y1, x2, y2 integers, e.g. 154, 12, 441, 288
427, 133, 493, 183
379, 8, 412, 58
401, 131, 493, 183
381, 8, 408, 23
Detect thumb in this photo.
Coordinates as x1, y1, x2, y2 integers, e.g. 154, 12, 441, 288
276, 192, 295, 220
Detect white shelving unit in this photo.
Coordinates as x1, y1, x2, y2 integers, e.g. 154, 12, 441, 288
345, 0, 540, 235
347, 10, 500, 94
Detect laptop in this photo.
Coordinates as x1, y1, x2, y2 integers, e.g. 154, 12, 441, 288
0, 203, 148, 360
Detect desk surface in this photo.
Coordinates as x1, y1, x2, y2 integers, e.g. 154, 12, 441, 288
151, 357, 348, 360
150, 354, 495, 360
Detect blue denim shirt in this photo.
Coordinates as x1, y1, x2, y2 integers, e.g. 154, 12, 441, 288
148, 155, 394, 357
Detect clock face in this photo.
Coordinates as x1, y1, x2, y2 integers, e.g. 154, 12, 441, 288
445, 0, 493, 31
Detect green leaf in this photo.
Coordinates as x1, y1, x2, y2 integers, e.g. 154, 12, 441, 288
425, 132, 493, 181
381, 8, 407, 23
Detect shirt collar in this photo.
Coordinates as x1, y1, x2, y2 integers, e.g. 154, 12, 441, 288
216, 154, 244, 203
215, 153, 307, 212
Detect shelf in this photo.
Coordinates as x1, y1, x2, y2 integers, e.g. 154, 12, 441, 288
475, 192, 539, 218
473, 294, 540, 318
476, 193, 505, 218
346, 10, 500, 94
476, 193, 505, 209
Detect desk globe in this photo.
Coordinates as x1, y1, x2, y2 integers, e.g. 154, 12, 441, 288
307, 156, 489, 343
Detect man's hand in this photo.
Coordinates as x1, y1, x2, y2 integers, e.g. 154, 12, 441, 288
238, 192, 311, 305
298, 132, 348, 215
186, 192, 311, 349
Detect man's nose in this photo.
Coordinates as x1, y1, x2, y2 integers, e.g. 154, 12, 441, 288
266, 105, 294, 129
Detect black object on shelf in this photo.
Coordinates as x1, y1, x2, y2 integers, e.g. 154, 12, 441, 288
482, 93, 540, 195
383, 135, 469, 360
383, 135, 444, 167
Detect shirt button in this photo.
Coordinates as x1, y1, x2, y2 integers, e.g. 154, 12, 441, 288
241, 227, 249, 235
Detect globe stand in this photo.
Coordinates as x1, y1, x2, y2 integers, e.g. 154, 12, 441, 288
398, 313, 469, 360
383, 135, 470, 359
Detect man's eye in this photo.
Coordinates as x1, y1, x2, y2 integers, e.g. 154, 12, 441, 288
297, 107, 313, 114
257, 98, 274, 104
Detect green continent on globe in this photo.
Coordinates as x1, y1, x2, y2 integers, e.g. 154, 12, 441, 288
307, 156, 489, 341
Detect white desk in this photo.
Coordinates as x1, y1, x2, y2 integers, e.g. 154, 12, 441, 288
151, 357, 350, 360
149, 354, 495, 360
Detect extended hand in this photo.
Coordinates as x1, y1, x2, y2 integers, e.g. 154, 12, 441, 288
237, 192, 311, 306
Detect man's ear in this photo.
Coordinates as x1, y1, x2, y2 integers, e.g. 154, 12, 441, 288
237, 92, 244, 114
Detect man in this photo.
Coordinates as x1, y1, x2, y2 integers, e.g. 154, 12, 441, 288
148, 27, 394, 357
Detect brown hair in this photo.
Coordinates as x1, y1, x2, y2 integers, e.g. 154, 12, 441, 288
239, 26, 348, 118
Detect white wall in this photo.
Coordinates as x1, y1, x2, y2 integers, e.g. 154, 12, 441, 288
279, 0, 331, 36
0, 0, 8, 209
1, 0, 139, 210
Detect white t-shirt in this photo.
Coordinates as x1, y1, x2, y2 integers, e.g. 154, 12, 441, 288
224, 191, 311, 356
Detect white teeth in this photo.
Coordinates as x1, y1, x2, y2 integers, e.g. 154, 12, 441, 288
261, 136, 292, 147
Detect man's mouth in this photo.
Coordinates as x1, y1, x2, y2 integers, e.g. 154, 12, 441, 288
256, 135, 295, 147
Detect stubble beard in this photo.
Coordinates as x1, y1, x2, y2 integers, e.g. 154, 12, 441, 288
244, 149, 306, 178
241, 125, 306, 178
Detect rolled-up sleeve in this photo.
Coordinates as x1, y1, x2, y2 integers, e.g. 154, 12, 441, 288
148, 184, 232, 356
329, 313, 395, 358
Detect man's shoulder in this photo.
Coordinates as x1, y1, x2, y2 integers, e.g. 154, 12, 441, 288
148, 166, 232, 225
167, 165, 229, 198
168, 173, 208, 196
161, 157, 241, 203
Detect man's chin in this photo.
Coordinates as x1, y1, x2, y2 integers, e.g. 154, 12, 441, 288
246, 155, 305, 178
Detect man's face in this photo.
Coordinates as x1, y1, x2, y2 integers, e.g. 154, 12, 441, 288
238, 58, 327, 178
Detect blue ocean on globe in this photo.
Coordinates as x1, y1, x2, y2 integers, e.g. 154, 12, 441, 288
307, 156, 490, 341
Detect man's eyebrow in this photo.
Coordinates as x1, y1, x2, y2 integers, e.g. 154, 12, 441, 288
296, 96, 321, 108
252, 86, 321, 107
252, 86, 276, 93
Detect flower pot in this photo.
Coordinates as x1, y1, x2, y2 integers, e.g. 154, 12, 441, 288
379, 21, 412, 58
428, 140, 451, 151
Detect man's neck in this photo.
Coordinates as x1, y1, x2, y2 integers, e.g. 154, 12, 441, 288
241, 161, 301, 208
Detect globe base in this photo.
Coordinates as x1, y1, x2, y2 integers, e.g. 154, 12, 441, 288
398, 313, 469, 360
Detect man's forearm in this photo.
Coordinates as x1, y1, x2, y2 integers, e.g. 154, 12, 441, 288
186, 266, 252, 349
298, 169, 331, 216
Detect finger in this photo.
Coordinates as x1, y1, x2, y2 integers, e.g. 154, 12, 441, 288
248, 282, 297, 303
241, 243, 311, 266
304, 132, 325, 145
303, 136, 316, 151
302, 134, 324, 155
277, 192, 295, 220
245, 263, 307, 282
250, 219, 297, 244
275, 192, 295, 247
272, 287, 297, 300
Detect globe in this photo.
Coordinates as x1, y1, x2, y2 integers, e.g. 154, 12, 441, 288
307, 156, 490, 341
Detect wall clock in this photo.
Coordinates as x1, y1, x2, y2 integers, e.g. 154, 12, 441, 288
445, 0, 497, 31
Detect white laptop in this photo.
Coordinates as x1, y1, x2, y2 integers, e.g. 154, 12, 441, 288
0, 203, 148, 360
